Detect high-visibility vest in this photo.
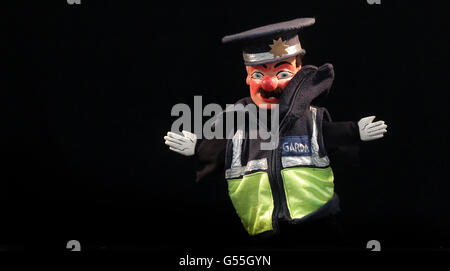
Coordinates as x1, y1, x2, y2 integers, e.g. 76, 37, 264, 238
224, 64, 340, 236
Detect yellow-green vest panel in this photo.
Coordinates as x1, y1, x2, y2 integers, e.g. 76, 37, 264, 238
281, 166, 334, 220
227, 171, 274, 236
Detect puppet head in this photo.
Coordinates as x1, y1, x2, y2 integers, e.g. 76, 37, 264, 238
245, 55, 302, 109
222, 17, 315, 108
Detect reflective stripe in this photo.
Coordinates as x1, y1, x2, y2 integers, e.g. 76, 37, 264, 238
246, 158, 268, 172
225, 158, 268, 179
231, 129, 244, 168
226, 129, 269, 179
281, 106, 330, 168
226, 129, 244, 179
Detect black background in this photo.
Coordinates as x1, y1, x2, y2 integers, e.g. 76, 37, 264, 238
4, 0, 450, 252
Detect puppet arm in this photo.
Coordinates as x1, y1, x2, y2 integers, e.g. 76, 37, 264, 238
322, 116, 388, 149
164, 131, 226, 183
322, 120, 360, 150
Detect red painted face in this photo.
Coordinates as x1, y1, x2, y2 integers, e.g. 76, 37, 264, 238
246, 56, 301, 109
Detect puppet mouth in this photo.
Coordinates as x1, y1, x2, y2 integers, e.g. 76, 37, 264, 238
258, 87, 284, 103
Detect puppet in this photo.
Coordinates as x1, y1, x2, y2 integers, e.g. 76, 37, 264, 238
164, 18, 387, 238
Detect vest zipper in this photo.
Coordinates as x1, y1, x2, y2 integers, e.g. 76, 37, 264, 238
270, 148, 290, 222
269, 71, 311, 229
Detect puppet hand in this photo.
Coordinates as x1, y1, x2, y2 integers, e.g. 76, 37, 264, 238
358, 116, 388, 141
164, 130, 197, 156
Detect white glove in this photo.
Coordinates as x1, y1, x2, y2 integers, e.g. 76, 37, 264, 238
164, 130, 197, 156
358, 116, 388, 141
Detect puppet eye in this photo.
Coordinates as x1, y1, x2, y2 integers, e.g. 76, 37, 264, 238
277, 70, 293, 79
251, 72, 264, 80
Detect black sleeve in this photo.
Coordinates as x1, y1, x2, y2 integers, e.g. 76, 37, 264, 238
194, 138, 227, 183
322, 121, 361, 166
322, 121, 360, 150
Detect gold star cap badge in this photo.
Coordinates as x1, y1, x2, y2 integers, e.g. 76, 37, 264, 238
269, 38, 289, 58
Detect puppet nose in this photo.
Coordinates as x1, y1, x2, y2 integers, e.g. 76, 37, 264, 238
261, 77, 277, 91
